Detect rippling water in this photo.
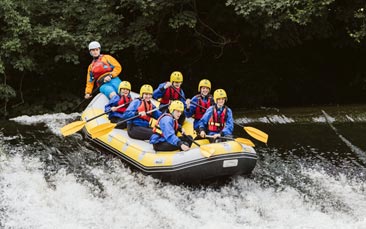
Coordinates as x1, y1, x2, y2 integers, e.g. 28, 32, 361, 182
1, 105, 366, 228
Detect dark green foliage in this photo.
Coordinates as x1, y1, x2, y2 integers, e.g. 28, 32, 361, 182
0, 0, 365, 116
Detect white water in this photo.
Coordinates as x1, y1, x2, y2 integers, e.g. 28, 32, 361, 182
1, 152, 366, 229
1, 112, 366, 228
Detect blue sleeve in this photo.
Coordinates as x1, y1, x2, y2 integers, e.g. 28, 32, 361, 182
104, 95, 120, 112
198, 106, 213, 129
121, 100, 139, 119
184, 95, 198, 118
152, 82, 167, 100
222, 108, 234, 136
160, 116, 181, 146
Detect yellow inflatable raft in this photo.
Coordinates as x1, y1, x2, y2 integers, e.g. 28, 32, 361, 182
81, 93, 257, 184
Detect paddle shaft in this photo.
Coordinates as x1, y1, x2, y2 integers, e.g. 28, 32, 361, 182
170, 86, 207, 110
114, 103, 169, 127
206, 135, 233, 141
72, 85, 102, 112
181, 132, 201, 147
86, 101, 131, 123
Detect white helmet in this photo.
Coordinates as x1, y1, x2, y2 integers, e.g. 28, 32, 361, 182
88, 41, 101, 50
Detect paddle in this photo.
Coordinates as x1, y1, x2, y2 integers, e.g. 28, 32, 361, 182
71, 84, 102, 112
181, 133, 215, 158
233, 122, 268, 144
61, 101, 132, 137
170, 85, 268, 144
89, 104, 168, 139
205, 135, 255, 147
170, 86, 206, 109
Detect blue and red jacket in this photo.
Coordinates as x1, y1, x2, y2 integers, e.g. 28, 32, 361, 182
152, 82, 186, 108
121, 99, 162, 127
104, 94, 132, 119
185, 94, 214, 129
198, 105, 234, 136
150, 113, 181, 146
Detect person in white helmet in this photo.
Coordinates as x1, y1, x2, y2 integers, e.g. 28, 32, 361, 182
85, 41, 122, 99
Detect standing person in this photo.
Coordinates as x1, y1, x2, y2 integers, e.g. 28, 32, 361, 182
150, 100, 192, 151
198, 89, 234, 142
153, 71, 187, 124
85, 41, 122, 100
104, 81, 133, 128
121, 84, 162, 140
185, 79, 215, 132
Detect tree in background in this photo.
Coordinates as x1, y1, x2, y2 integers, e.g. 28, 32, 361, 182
0, 0, 365, 116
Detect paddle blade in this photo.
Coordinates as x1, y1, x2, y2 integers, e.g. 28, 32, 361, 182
244, 126, 268, 144
235, 138, 255, 147
200, 145, 215, 158
61, 121, 86, 136
89, 123, 117, 139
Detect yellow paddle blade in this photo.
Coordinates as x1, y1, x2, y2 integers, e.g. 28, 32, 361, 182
235, 138, 255, 147
200, 145, 215, 158
244, 126, 268, 144
61, 120, 86, 137
89, 123, 117, 139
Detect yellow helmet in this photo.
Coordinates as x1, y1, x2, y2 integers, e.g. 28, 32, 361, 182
118, 81, 131, 91
213, 89, 227, 101
169, 100, 184, 113
170, 71, 183, 83
140, 84, 153, 97
198, 79, 211, 92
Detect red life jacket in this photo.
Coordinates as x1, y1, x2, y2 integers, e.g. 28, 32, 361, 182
117, 95, 132, 113
90, 55, 113, 81
208, 106, 228, 132
137, 99, 153, 122
153, 113, 179, 137
160, 86, 181, 104
193, 94, 213, 120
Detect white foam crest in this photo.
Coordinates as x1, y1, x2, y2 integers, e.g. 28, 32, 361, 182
236, 115, 294, 124
313, 116, 328, 123
304, 169, 366, 220
267, 115, 295, 124
235, 117, 255, 124
1, 154, 366, 229
10, 112, 80, 136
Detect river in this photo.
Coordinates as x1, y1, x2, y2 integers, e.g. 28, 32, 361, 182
1, 105, 366, 228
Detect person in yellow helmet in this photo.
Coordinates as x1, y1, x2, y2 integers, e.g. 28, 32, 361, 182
104, 81, 133, 128
85, 41, 122, 100
150, 100, 193, 151
152, 71, 188, 124
185, 79, 215, 132
121, 84, 162, 140
198, 89, 234, 142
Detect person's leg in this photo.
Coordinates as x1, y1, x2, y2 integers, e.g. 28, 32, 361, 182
127, 124, 153, 140
110, 77, 122, 92
153, 142, 179, 151
100, 77, 122, 99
